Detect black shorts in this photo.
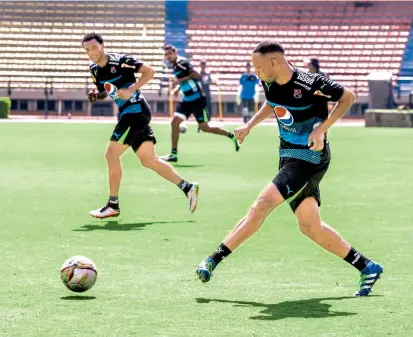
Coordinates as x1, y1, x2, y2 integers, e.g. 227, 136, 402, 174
175, 97, 208, 123
110, 103, 156, 152
272, 151, 330, 213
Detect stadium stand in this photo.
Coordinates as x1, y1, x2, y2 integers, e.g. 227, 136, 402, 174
186, 1, 413, 96
0, 1, 165, 92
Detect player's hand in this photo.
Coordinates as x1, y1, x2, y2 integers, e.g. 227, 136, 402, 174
308, 128, 325, 151
88, 89, 98, 102
173, 89, 180, 98
234, 125, 250, 144
117, 88, 134, 100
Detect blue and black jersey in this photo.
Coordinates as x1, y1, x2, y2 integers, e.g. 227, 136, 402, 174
89, 53, 147, 118
263, 68, 344, 164
173, 56, 204, 102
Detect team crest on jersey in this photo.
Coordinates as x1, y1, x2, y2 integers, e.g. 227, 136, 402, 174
111, 66, 116, 73
293, 89, 302, 99
274, 106, 294, 126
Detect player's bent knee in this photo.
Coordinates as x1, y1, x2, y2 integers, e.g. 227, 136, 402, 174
172, 117, 182, 127
250, 197, 276, 216
139, 155, 156, 168
105, 148, 121, 163
298, 220, 321, 237
198, 123, 209, 132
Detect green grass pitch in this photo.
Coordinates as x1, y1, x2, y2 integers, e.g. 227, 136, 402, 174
0, 122, 412, 337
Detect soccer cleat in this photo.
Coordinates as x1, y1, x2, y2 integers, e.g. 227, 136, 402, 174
187, 183, 200, 213
196, 256, 216, 283
232, 137, 240, 152
160, 153, 178, 162
353, 261, 384, 296
89, 205, 120, 219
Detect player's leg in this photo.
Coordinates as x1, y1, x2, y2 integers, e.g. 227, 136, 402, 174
196, 182, 284, 282
160, 104, 187, 162
135, 139, 199, 213
195, 99, 240, 152
294, 197, 383, 296
195, 157, 317, 282
89, 140, 129, 219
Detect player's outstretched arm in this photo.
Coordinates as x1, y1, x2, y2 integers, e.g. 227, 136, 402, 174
234, 101, 273, 144
173, 70, 201, 86
245, 101, 273, 130
319, 88, 356, 132
308, 87, 356, 151
129, 64, 155, 92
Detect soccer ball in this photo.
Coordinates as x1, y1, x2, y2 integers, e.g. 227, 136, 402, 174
60, 256, 97, 293
179, 122, 188, 133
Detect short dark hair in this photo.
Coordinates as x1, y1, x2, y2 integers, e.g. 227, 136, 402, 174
82, 32, 103, 45
163, 44, 177, 52
253, 41, 285, 54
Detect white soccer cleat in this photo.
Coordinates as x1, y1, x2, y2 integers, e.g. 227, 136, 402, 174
89, 205, 120, 219
187, 183, 199, 214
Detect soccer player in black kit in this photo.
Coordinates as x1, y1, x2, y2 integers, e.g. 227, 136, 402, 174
83, 33, 199, 218
196, 41, 383, 297
160, 45, 239, 163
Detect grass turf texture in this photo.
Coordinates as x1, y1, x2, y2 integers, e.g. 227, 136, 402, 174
0, 122, 412, 337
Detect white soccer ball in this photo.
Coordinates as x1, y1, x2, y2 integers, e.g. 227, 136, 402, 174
179, 123, 188, 133
60, 256, 97, 293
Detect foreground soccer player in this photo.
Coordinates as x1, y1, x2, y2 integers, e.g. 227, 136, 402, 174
83, 33, 199, 218
196, 41, 383, 296
160, 45, 239, 163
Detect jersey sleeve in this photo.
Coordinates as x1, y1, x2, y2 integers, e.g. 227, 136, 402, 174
312, 75, 344, 101
176, 59, 194, 74
89, 66, 105, 93
120, 55, 143, 73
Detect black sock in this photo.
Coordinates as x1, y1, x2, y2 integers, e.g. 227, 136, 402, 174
344, 247, 370, 271
178, 179, 192, 195
227, 132, 234, 139
108, 196, 119, 209
171, 148, 177, 155
210, 243, 232, 266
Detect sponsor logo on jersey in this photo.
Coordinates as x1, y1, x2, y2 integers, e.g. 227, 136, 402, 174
294, 81, 311, 91
104, 82, 118, 99
274, 106, 294, 126
314, 90, 331, 98
293, 89, 302, 99
176, 62, 187, 71
121, 63, 136, 69
297, 72, 316, 85
111, 66, 116, 73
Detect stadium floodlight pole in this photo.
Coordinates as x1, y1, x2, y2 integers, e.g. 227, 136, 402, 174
217, 85, 223, 121
168, 75, 174, 118
7, 77, 11, 96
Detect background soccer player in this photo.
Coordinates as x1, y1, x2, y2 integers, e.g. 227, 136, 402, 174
83, 33, 199, 218
236, 62, 260, 123
196, 41, 383, 297
160, 45, 239, 163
